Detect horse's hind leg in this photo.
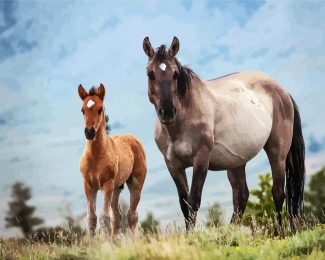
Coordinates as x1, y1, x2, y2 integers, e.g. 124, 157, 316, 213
126, 176, 144, 233
264, 128, 292, 237
264, 143, 287, 237
111, 187, 123, 235
127, 142, 146, 233
227, 164, 249, 224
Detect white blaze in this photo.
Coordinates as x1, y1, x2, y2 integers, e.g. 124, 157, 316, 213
159, 63, 167, 71
87, 99, 95, 108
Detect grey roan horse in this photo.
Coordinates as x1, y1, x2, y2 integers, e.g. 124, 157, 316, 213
143, 36, 305, 236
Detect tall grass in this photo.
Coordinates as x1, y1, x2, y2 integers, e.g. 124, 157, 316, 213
1, 223, 324, 260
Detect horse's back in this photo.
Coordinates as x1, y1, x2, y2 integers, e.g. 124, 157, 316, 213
111, 134, 146, 156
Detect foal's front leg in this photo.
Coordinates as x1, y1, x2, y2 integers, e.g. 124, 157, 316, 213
100, 181, 114, 238
187, 145, 210, 229
84, 181, 97, 237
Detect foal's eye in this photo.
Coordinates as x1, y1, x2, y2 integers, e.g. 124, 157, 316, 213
147, 71, 155, 81
98, 108, 103, 115
173, 72, 179, 80
81, 109, 85, 115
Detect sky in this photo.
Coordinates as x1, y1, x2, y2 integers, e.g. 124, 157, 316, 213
0, 0, 324, 237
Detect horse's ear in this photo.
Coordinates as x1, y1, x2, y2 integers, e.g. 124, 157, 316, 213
168, 36, 180, 57
97, 83, 105, 100
143, 37, 154, 58
78, 84, 88, 100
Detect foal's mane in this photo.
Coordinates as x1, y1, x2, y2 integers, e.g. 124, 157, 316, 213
155, 45, 197, 100
88, 86, 110, 134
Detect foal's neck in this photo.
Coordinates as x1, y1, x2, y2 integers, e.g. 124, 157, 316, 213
86, 114, 111, 156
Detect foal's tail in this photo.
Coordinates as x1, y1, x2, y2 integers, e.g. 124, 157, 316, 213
285, 96, 305, 217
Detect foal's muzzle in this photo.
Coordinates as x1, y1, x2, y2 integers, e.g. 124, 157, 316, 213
85, 127, 96, 140
158, 106, 177, 125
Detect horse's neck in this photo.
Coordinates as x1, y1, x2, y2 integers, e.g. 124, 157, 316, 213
85, 117, 112, 156
177, 77, 204, 112
164, 77, 205, 141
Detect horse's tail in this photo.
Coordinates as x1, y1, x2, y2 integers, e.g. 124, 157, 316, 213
285, 95, 305, 217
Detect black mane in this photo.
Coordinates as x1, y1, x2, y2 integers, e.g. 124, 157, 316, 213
88, 86, 97, 96
87, 86, 110, 134
105, 115, 110, 134
155, 45, 168, 63
155, 45, 197, 100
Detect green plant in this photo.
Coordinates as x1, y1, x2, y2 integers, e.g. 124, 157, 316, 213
205, 202, 224, 227
244, 173, 276, 226
304, 167, 325, 223
140, 212, 160, 234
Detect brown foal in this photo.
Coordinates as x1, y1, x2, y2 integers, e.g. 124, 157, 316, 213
78, 84, 147, 237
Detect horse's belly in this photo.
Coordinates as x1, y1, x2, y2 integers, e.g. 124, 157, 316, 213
209, 89, 273, 169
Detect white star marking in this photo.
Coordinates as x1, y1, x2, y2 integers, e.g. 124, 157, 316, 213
159, 63, 167, 71
87, 99, 95, 108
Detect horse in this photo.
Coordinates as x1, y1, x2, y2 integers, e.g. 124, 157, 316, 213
78, 84, 147, 237
143, 36, 305, 236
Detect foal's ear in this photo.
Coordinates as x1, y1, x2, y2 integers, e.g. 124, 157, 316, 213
78, 84, 88, 101
168, 36, 180, 57
97, 83, 105, 100
143, 37, 154, 58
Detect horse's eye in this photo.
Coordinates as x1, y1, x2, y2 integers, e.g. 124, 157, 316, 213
173, 72, 179, 80
98, 108, 103, 115
147, 71, 155, 81
81, 109, 85, 115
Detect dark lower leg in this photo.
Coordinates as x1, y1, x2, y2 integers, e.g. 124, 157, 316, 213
270, 160, 286, 237
187, 146, 210, 229
227, 165, 249, 224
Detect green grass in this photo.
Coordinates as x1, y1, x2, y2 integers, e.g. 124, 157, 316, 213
1, 224, 324, 260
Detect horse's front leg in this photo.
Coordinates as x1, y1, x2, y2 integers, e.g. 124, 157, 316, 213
100, 181, 114, 238
188, 144, 210, 229
165, 158, 190, 230
84, 180, 97, 237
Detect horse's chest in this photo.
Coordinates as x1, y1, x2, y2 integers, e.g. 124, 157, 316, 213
168, 135, 195, 162
81, 156, 115, 189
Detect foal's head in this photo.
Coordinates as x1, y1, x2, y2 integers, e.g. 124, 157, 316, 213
78, 84, 106, 140
143, 36, 195, 125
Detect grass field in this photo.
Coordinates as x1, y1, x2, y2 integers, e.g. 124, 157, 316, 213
1, 224, 324, 260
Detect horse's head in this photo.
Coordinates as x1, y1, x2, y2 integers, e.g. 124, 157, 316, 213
78, 84, 106, 140
143, 36, 182, 125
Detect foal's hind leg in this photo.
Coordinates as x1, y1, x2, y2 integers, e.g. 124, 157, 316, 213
227, 164, 249, 224
111, 187, 123, 235
126, 176, 143, 233
100, 181, 114, 238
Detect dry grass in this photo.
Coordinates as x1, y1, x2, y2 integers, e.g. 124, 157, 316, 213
0, 223, 324, 260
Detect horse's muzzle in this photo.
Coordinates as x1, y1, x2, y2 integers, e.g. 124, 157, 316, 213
158, 106, 177, 125
85, 127, 96, 140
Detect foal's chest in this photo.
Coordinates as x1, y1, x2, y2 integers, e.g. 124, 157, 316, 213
81, 156, 115, 190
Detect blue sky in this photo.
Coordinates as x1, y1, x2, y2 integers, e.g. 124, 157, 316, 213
0, 0, 325, 236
